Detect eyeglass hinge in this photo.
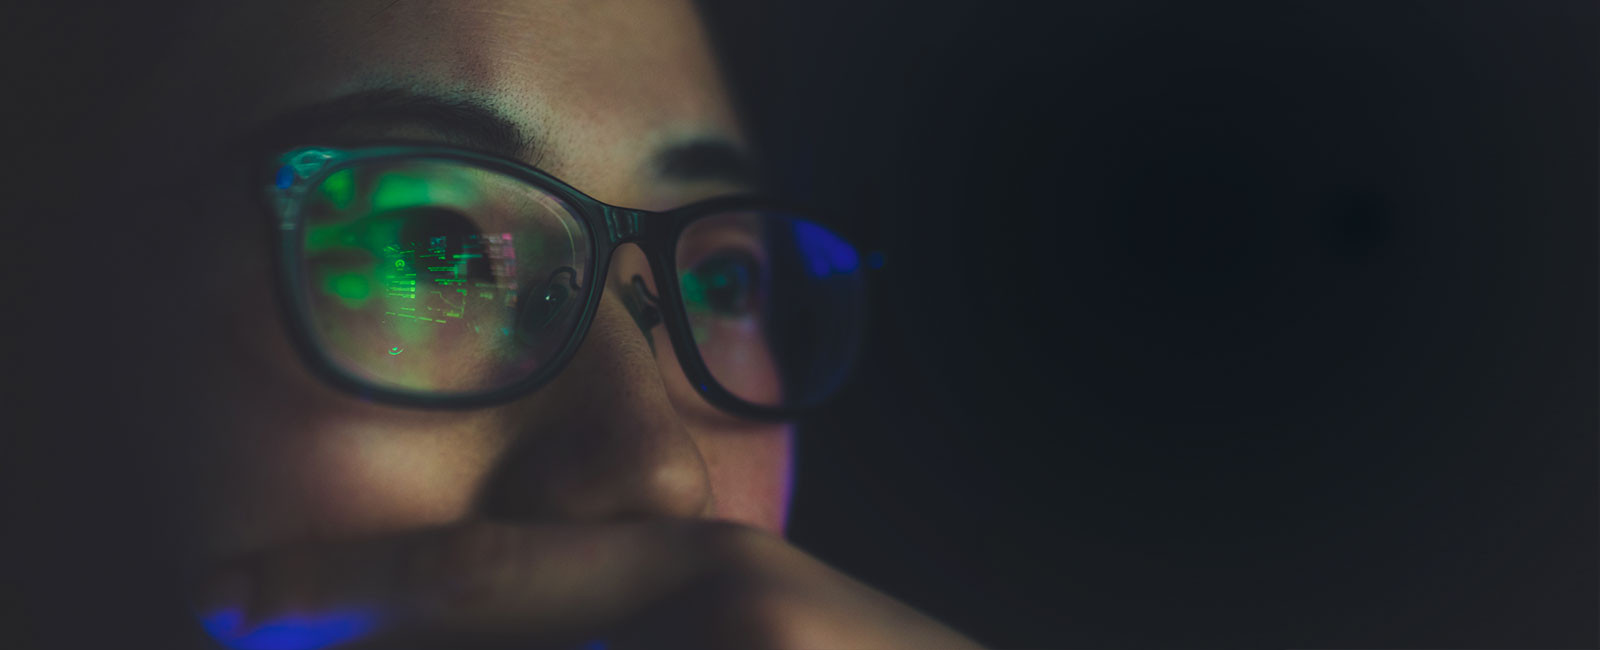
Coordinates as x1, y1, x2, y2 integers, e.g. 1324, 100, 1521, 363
282, 149, 336, 181
271, 148, 339, 230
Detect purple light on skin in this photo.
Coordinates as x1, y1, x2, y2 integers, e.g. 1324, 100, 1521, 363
201, 606, 378, 650
777, 428, 797, 533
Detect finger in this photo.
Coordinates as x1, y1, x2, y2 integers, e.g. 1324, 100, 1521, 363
195, 519, 768, 650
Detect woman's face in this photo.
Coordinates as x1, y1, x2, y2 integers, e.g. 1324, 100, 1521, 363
133, 0, 794, 570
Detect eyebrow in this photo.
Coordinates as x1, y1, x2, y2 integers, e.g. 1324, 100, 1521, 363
653, 138, 762, 188
250, 88, 762, 191
251, 88, 536, 163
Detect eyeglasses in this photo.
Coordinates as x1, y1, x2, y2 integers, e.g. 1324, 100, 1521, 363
265, 145, 865, 419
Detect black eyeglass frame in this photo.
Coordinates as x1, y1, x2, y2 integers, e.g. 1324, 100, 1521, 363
265, 144, 857, 420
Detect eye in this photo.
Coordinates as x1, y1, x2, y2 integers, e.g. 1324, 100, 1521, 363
513, 267, 581, 345
682, 251, 763, 318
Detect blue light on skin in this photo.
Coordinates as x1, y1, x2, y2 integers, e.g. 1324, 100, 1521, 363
792, 220, 859, 278
275, 165, 295, 190
201, 607, 378, 650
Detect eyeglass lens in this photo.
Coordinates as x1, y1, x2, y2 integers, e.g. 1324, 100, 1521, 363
675, 211, 863, 409
296, 157, 862, 409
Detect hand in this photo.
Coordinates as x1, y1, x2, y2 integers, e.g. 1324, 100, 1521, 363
197, 519, 985, 650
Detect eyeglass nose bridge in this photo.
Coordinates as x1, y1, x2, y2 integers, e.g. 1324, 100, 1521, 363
600, 205, 655, 245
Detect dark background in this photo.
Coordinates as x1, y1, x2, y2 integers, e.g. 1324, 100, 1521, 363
702, 1, 1597, 647
0, 2, 1592, 649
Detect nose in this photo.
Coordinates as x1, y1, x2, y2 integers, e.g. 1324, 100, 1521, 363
476, 251, 714, 522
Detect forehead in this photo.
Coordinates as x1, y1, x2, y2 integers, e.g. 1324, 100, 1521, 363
169, 0, 740, 200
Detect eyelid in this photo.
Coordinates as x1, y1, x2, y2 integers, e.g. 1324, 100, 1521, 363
678, 233, 765, 271
677, 217, 768, 267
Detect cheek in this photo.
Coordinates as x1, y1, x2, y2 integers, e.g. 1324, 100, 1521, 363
168, 250, 500, 558
643, 309, 795, 533
192, 407, 502, 560
292, 420, 494, 531
695, 425, 795, 535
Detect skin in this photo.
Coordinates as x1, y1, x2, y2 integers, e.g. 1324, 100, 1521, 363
80, 0, 984, 647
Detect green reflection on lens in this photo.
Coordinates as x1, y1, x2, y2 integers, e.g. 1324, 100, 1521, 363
372, 173, 433, 211
680, 270, 707, 308
370, 169, 482, 212
305, 223, 346, 252
320, 168, 356, 209
681, 256, 756, 317
305, 211, 406, 254
324, 271, 371, 306
679, 271, 711, 344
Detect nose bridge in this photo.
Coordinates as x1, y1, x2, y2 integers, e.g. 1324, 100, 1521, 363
477, 255, 713, 522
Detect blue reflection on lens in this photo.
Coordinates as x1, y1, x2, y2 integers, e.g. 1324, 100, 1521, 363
274, 165, 295, 190
202, 607, 377, 650
793, 220, 858, 278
